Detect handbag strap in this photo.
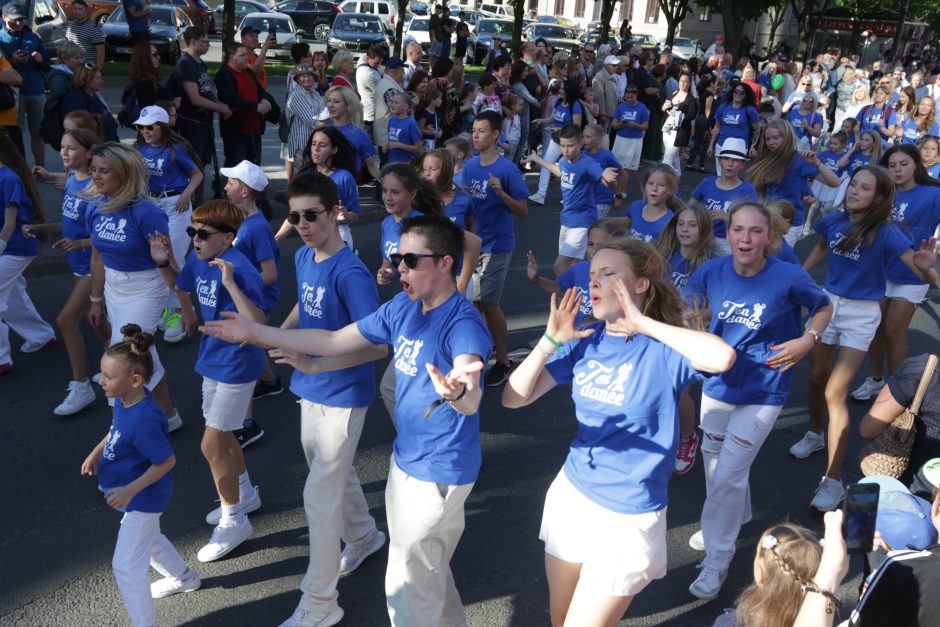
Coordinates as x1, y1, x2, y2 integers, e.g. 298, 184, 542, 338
909, 354, 938, 415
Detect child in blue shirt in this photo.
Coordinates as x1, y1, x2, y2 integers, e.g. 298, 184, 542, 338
618, 165, 678, 243
444, 135, 471, 189
582, 123, 623, 218
813, 131, 849, 213
838, 130, 883, 175
690, 137, 758, 254
151, 199, 268, 564
611, 85, 650, 198
384, 93, 423, 164
81, 325, 200, 626
524, 123, 619, 275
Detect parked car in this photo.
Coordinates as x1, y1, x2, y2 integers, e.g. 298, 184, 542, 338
626, 32, 660, 54
234, 12, 304, 60
579, 31, 621, 50
403, 15, 432, 52
338, 0, 397, 32
58, 0, 118, 25
670, 36, 703, 61
457, 8, 481, 26
478, 3, 512, 19
523, 22, 580, 57
409, 1, 428, 15
29, 0, 68, 57
273, 0, 341, 41
212, 0, 272, 34
166, 0, 214, 31
536, 16, 557, 23
465, 17, 511, 65
101, 5, 190, 63
327, 12, 391, 58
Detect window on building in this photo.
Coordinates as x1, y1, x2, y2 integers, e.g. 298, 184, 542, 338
574, 0, 585, 18
620, 0, 634, 22
698, 8, 711, 21
645, 0, 659, 24
554, 0, 564, 16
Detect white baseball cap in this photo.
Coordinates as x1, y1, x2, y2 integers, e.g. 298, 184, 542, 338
219, 160, 269, 192
134, 106, 169, 126
604, 55, 620, 66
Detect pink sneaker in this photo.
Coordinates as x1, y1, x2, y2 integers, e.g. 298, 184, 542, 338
675, 432, 699, 475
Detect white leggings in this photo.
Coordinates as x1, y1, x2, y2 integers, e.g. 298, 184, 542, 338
536, 139, 562, 197
105, 267, 169, 388
112, 511, 189, 627
153, 195, 192, 311
662, 130, 682, 177
699, 394, 782, 572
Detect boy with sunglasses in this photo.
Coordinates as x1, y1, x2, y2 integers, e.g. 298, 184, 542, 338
149, 199, 267, 564
201, 214, 492, 627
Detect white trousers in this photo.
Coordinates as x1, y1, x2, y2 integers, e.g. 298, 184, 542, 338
298, 401, 376, 613
338, 223, 354, 250
784, 224, 804, 248
662, 130, 682, 178
153, 195, 192, 311
0, 255, 55, 364
105, 267, 169, 388
112, 511, 189, 627
536, 139, 562, 197
699, 394, 782, 572
385, 456, 473, 627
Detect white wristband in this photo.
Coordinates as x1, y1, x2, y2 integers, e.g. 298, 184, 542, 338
89, 295, 104, 303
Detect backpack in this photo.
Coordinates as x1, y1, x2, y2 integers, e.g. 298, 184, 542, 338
117, 85, 141, 128
39, 93, 65, 150
278, 108, 292, 144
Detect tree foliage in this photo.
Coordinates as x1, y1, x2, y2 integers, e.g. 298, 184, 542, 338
696, 0, 776, 63
660, 0, 691, 48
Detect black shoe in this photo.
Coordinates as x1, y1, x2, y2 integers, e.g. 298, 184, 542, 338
233, 421, 264, 449
252, 377, 283, 399
484, 360, 514, 387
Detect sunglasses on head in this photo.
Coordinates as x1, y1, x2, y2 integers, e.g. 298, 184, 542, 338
390, 252, 444, 269
286, 207, 330, 224
186, 225, 232, 240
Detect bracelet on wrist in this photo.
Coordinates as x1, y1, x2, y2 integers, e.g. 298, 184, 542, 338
445, 384, 467, 404
543, 332, 562, 349
89, 295, 104, 303
536, 340, 556, 357
801, 582, 842, 614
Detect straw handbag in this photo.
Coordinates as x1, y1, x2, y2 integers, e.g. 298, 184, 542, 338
860, 355, 938, 479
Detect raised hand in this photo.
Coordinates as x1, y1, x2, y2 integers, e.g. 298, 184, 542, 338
546, 288, 595, 345
526, 249, 540, 282
148, 232, 172, 266
913, 237, 939, 275
610, 276, 646, 335
425, 360, 484, 400
209, 257, 235, 287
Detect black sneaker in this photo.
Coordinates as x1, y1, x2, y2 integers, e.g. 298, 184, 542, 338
233, 421, 265, 449
484, 360, 514, 387
252, 377, 283, 399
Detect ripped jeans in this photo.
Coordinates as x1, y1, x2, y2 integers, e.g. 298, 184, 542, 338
699, 395, 782, 573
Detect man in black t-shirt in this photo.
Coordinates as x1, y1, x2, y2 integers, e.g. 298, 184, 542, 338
454, 11, 469, 63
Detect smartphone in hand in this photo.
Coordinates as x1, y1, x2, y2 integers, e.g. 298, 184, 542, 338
843, 483, 880, 554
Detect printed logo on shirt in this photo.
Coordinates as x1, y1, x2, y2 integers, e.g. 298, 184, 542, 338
574, 359, 633, 405
703, 198, 731, 215
828, 231, 861, 261
195, 277, 218, 308
892, 202, 908, 223
620, 110, 638, 122
630, 228, 655, 243
560, 170, 576, 190
388, 126, 402, 142
722, 112, 742, 125
144, 157, 166, 179
301, 282, 326, 318
103, 429, 121, 461
62, 195, 83, 221
383, 239, 399, 259
672, 270, 690, 290
716, 300, 766, 330
465, 178, 489, 200
394, 335, 424, 377
94, 216, 128, 243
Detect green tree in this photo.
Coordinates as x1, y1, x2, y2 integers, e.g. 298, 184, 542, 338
597, 0, 618, 44
660, 0, 692, 48
835, 0, 884, 52
697, 0, 776, 61
788, 0, 820, 59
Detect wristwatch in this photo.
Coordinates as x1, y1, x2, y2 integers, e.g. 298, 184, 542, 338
804, 329, 821, 344
619, 193, 628, 200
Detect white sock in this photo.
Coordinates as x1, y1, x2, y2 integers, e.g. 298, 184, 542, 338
220, 502, 241, 524
238, 471, 252, 500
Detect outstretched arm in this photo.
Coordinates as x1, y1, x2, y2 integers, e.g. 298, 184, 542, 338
200, 311, 373, 356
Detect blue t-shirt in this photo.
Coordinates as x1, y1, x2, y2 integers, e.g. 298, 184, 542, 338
613, 100, 650, 139
715, 103, 759, 147
775, 240, 800, 265
815, 210, 913, 301
453, 169, 467, 189
387, 115, 423, 164
97, 393, 174, 513
559, 156, 602, 228
0, 166, 40, 257
234, 212, 281, 313
462, 155, 529, 254
818, 149, 847, 178
546, 329, 702, 514
761, 153, 820, 227
886, 185, 940, 285
928, 162, 940, 181
87, 199, 168, 271
61, 172, 93, 275
137, 143, 197, 194
900, 118, 940, 145
857, 104, 897, 142
583, 148, 621, 205
558, 261, 592, 324
333, 123, 375, 173
684, 255, 829, 405
357, 291, 492, 485
445, 191, 473, 230
626, 200, 672, 243
669, 251, 692, 290
690, 177, 758, 239
553, 99, 583, 127
290, 245, 378, 407
847, 151, 873, 174
175, 247, 266, 384
787, 108, 821, 141
123, 0, 150, 33
330, 168, 361, 216
380, 210, 414, 261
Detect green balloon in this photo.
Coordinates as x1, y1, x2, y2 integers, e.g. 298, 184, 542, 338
771, 74, 785, 90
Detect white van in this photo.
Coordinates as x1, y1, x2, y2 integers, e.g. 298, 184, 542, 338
339, 0, 398, 32
478, 3, 513, 19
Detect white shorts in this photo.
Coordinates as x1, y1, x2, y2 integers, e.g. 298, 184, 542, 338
612, 136, 643, 171
202, 377, 254, 431
885, 281, 930, 305
558, 225, 589, 259
539, 470, 668, 597
815, 289, 881, 351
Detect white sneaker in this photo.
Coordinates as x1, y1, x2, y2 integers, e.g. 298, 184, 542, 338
339, 530, 386, 577
789, 430, 825, 459
810, 476, 844, 512
167, 412, 182, 433
53, 380, 96, 416
278, 606, 344, 627
206, 486, 262, 526
21, 337, 55, 353
851, 376, 885, 401
527, 192, 545, 205
689, 529, 704, 551
197, 518, 253, 562
151, 568, 201, 599
689, 564, 727, 600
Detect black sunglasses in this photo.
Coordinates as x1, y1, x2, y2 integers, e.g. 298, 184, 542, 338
186, 226, 229, 240
390, 252, 444, 269
135, 124, 156, 131
84, 62, 96, 69
286, 207, 330, 224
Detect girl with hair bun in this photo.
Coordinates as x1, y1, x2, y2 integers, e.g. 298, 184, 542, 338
81, 323, 200, 627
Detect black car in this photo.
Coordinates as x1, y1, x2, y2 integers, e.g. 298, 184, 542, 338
212, 0, 272, 34
327, 12, 390, 57
523, 23, 581, 56
101, 5, 191, 63
273, 0, 341, 41
466, 17, 512, 65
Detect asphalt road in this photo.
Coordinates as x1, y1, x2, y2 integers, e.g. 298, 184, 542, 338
3, 100, 940, 625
